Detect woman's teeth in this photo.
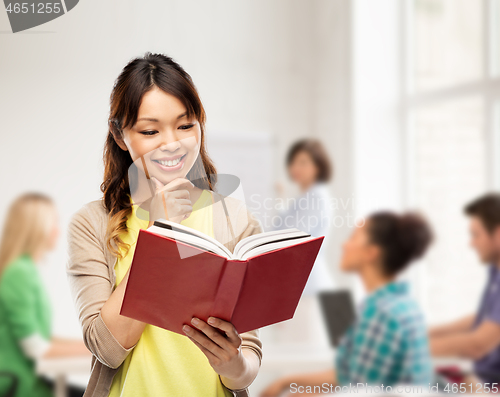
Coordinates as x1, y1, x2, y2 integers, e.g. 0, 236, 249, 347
156, 157, 182, 167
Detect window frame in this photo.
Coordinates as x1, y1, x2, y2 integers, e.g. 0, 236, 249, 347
400, 0, 500, 317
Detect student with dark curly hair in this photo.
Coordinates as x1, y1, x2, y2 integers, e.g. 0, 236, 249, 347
260, 211, 434, 396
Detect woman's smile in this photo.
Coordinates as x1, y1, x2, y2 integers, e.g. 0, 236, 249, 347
151, 153, 187, 172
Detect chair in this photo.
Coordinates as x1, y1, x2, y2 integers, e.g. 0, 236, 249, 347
0, 372, 18, 397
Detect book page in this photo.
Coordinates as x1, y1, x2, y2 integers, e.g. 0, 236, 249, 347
148, 223, 232, 259
233, 229, 309, 259
240, 236, 315, 260
152, 218, 233, 257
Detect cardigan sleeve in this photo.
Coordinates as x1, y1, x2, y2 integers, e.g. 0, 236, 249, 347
66, 203, 137, 369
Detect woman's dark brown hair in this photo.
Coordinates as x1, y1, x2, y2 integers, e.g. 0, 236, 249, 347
286, 138, 333, 182
367, 211, 433, 277
102, 52, 217, 258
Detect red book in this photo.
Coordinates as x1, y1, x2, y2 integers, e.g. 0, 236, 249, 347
120, 219, 324, 335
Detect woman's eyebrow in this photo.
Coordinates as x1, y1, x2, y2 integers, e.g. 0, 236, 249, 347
136, 112, 187, 123
136, 117, 159, 123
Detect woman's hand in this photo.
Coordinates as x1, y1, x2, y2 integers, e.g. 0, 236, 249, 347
182, 317, 256, 389
149, 177, 194, 224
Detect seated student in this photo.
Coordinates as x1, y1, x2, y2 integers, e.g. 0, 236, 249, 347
260, 211, 434, 397
0, 193, 90, 397
430, 193, 500, 386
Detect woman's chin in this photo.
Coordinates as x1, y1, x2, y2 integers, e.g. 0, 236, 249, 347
153, 170, 190, 187
149, 157, 197, 186
155, 175, 182, 186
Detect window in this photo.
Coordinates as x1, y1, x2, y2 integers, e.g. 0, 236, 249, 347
413, 0, 483, 92
404, 0, 500, 323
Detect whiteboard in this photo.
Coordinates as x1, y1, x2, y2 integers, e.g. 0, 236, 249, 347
205, 130, 275, 229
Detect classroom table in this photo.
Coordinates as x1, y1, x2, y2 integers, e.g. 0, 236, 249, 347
36, 355, 91, 397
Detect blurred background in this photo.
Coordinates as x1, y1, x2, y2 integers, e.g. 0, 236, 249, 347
1, 0, 499, 395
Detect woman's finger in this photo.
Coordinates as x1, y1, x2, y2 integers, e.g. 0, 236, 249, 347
150, 177, 193, 195
167, 189, 191, 200
182, 323, 225, 357
183, 328, 218, 360
189, 319, 231, 349
164, 205, 192, 223
206, 317, 242, 346
169, 198, 191, 206
163, 178, 194, 192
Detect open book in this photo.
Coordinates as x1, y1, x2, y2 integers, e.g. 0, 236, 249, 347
120, 219, 324, 335
148, 218, 315, 260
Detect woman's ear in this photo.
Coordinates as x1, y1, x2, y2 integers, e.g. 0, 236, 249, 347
109, 121, 128, 151
366, 243, 382, 265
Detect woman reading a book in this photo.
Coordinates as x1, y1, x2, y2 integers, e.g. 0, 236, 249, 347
260, 211, 434, 396
66, 52, 263, 397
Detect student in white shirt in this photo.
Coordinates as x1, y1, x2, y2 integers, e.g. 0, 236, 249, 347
270, 139, 335, 348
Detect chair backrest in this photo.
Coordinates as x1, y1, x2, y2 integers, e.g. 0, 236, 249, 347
318, 289, 356, 347
0, 372, 18, 397
476, 370, 500, 384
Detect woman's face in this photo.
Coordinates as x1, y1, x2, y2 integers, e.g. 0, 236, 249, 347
288, 150, 318, 188
116, 86, 201, 186
339, 222, 380, 273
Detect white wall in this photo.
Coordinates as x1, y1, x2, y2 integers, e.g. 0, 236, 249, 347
0, 0, 355, 338
349, 0, 405, 300
352, 0, 403, 215
5, 0, 459, 394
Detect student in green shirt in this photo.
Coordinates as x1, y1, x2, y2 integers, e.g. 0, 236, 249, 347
0, 193, 90, 397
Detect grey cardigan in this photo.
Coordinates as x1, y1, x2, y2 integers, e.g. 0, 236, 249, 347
66, 192, 263, 396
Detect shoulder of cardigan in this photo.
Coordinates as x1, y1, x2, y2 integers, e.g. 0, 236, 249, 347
76, 198, 119, 283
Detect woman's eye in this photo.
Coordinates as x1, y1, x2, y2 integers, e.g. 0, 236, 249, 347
179, 124, 194, 130
139, 130, 158, 136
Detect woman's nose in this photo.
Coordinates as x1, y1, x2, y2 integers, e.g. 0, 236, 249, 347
159, 140, 181, 152
158, 131, 182, 152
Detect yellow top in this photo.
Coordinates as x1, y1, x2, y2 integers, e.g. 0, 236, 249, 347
108, 189, 232, 397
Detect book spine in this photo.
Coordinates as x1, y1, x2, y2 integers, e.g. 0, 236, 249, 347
210, 260, 248, 322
